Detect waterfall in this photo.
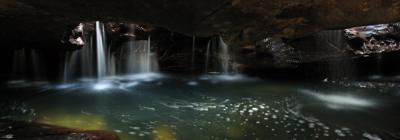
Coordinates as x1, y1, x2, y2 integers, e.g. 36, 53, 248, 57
63, 51, 80, 82
125, 40, 135, 73
63, 52, 70, 83
123, 36, 157, 74
63, 27, 96, 82
218, 36, 231, 74
63, 21, 110, 82
125, 24, 136, 73
12, 48, 26, 80
316, 30, 345, 48
11, 48, 47, 81
204, 36, 236, 74
107, 49, 116, 76
81, 34, 94, 77
30, 50, 44, 80
61, 22, 159, 82
141, 36, 153, 73
204, 40, 211, 73
137, 37, 151, 73
317, 30, 355, 80
96, 21, 107, 79
375, 53, 382, 77
191, 35, 196, 70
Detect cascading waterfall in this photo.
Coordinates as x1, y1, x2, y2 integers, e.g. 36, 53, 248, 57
142, 36, 153, 73
124, 24, 137, 74
63, 26, 95, 82
117, 23, 158, 74
317, 30, 345, 48
12, 48, 26, 80
204, 36, 236, 75
63, 52, 70, 83
218, 36, 231, 74
62, 21, 108, 82
63, 51, 80, 82
30, 50, 42, 80
123, 37, 157, 73
191, 35, 196, 70
376, 53, 382, 76
107, 49, 116, 76
204, 40, 211, 73
317, 30, 355, 80
96, 21, 107, 79
11, 48, 47, 81
81, 34, 95, 77
62, 22, 159, 82
125, 40, 136, 73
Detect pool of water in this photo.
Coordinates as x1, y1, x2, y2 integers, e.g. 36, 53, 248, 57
1, 73, 400, 140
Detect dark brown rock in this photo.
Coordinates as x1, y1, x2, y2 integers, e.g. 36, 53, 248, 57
0, 120, 120, 140
1, 0, 400, 48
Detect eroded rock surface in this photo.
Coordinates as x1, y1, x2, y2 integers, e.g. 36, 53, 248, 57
345, 23, 400, 55
1, 0, 400, 48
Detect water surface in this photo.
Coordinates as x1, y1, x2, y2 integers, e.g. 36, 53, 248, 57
1, 74, 400, 140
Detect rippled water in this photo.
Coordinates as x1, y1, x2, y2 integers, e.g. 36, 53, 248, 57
1, 74, 400, 140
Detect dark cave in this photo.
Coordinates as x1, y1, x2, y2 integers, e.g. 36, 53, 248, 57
1, 0, 400, 140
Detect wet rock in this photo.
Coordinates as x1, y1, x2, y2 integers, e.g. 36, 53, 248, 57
252, 37, 299, 68
345, 23, 400, 55
2, 0, 400, 76
0, 120, 120, 140
1, 0, 400, 48
60, 24, 85, 50
288, 30, 354, 62
241, 30, 353, 69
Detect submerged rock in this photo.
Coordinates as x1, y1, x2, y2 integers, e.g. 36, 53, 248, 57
0, 120, 120, 140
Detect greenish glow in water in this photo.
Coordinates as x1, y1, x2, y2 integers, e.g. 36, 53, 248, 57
2, 74, 400, 140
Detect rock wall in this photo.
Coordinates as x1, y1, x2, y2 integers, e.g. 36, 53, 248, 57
1, 0, 400, 48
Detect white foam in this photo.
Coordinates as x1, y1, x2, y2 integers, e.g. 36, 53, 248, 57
362, 133, 382, 140
199, 74, 258, 83
187, 81, 198, 86
114, 72, 163, 82
299, 89, 375, 108
56, 84, 77, 89
93, 82, 113, 91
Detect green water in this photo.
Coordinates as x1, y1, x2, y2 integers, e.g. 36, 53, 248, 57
1, 74, 400, 140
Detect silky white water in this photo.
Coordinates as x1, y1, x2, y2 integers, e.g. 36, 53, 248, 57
96, 21, 107, 79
